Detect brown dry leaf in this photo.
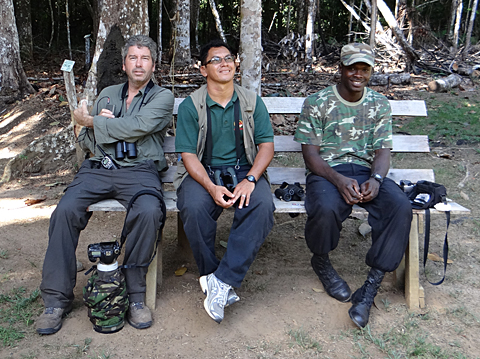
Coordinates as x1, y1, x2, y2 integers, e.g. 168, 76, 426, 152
24, 196, 47, 206
59, 101, 69, 107
428, 253, 453, 264
174, 266, 187, 276
312, 287, 324, 293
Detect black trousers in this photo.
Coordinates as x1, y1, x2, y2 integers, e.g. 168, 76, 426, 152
177, 168, 275, 287
40, 160, 164, 308
304, 164, 412, 272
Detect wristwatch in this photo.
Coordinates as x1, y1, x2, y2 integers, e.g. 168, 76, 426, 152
246, 175, 257, 184
371, 173, 384, 184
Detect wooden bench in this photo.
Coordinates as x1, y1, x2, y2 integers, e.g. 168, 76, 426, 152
87, 97, 470, 310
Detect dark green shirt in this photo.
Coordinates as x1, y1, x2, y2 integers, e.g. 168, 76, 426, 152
175, 92, 273, 167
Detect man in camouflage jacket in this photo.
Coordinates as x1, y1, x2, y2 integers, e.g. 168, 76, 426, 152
294, 43, 412, 328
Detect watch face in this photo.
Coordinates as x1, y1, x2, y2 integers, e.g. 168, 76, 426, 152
247, 175, 256, 183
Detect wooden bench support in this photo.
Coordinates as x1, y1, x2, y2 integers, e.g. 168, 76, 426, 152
405, 214, 420, 309
145, 239, 161, 310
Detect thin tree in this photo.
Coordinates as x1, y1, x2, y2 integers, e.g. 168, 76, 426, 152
0, 0, 34, 101
209, 0, 227, 42
453, 0, 463, 53
240, 0, 262, 94
158, 0, 163, 65
464, 0, 479, 57
305, 0, 316, 65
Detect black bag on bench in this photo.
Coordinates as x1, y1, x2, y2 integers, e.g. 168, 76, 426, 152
401, 180, 451, 285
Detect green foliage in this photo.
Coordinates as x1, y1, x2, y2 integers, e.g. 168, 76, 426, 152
397, 96, 480, 145
287, 328, 322, 352
0, 287, 42, 347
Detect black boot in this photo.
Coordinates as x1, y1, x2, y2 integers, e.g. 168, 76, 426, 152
311, 254, 352, 302
348, 268, 385, 328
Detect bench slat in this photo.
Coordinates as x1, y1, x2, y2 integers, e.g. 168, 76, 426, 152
174, 98, 427, 116
157, 166, 435, 186
163, 134, 430, 154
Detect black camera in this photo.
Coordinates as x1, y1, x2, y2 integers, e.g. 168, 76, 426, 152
115, 141, 137, 160
275, 182, 305, 202
87, 241, 121, 265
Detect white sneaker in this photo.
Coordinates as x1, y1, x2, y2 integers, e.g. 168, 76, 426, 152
199, 274, 231, 323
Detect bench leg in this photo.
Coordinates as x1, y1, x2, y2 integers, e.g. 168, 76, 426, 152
145, 230, 162, 310
177, 214, 193, 257
405, 214, 421, 309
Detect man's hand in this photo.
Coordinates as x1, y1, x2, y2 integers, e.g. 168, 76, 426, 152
335, 176, 363, 205
208, 184, 236, 209
359, 178, 380, 203
232, 179, 255, 209
74, 100, 115, 128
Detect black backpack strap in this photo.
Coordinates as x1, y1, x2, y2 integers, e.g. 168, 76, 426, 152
120, 189, 167, 270
423, 208, 451, 285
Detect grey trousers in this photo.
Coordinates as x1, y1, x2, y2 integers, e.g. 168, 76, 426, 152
177, 169, 275, 287
40, 160, 164, 308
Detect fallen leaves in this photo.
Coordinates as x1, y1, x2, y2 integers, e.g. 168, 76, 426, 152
24, 196, 47, 206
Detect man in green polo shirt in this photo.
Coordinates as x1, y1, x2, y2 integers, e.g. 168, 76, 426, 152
174, 39, 275, 324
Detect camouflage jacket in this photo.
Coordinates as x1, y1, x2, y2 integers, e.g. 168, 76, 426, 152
294, 85, 392, 172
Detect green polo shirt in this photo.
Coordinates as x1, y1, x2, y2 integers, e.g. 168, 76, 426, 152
176, 91, 273, 167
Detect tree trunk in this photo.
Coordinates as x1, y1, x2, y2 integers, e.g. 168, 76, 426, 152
240, 0, 262, 95
428, 74, 463, 92
376, 0, 419, 64
158, 0, 163, 64
191, 0, 200, 52
448, 0, 459, 40
13, 0, 33, 60
305, 0, 316, 65
464, 0, 478, 56
369, 0, 377, 48
209, 0, 227, 43
297, 0, 306, 34
0, 0, 34, 102
84, 0, 149, 102
453, 0, 463, 53
174, 0, 191, 65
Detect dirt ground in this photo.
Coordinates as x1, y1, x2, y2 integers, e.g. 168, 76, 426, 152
0, 70, 479, 358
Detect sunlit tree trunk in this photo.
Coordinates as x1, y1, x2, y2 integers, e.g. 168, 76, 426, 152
453, 0, 463, 53
209, 0, 227, 42
464, 0, 478, 56
240, 0, 262, 95
0, 0, 34, 101
305, 0, 316, 65
174, 0, 191, 65
13, 0, 32, 60
191, 0, 200, 52
84, 0, 149, 102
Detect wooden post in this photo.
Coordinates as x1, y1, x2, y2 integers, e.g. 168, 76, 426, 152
405, 214, 420, 309
61, 60, 85, 166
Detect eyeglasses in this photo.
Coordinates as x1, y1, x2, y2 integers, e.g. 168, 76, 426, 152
205, 55, 235, 65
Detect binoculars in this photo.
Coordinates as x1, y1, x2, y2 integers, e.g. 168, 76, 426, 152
115, 141, 137, 160
274, 182, 305, 202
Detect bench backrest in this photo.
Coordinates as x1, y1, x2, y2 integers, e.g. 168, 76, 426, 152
159, 97, 431, 185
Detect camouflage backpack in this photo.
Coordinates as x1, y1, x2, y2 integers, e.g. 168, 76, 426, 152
83, 268, 128, 334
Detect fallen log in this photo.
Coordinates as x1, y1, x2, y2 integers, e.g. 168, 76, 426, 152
369, 73, 411, 86
451, 62, 480, 77
428, 74, 463, 92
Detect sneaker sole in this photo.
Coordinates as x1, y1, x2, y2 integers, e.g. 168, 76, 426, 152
127, 317, 153, 329
199, 276, 222, 324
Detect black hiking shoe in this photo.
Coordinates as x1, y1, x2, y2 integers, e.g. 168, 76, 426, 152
348, 267, 385, 328
311, 254, 352, 302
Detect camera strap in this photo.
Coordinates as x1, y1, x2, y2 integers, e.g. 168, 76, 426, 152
119, 189, 167, 270
118, 79, 155, 117
203, 98, 242, 172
